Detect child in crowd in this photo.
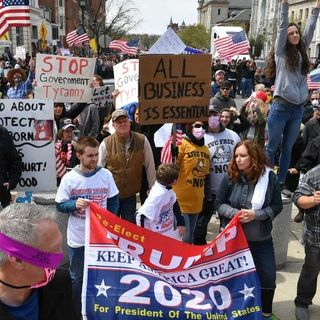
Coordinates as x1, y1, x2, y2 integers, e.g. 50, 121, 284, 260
136, 163, 185, 240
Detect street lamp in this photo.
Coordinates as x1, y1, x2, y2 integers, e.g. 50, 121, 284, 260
79, 0, 86, 26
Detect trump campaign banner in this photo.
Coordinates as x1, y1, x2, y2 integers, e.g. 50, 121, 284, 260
82, 203, 262, 319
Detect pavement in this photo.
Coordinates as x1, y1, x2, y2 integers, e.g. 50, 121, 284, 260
206, 203, 320, 320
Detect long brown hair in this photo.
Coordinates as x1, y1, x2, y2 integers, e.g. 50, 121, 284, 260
264, 23, 310, 79
227, 140, 270, 184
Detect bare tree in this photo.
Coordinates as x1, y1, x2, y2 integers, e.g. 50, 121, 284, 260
84, 0, 141, 53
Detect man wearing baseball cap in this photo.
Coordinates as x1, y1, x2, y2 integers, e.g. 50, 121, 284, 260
98, 109, 156, 223
211, 69, 225, 97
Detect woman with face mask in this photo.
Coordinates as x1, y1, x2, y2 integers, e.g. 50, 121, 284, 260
173, 121, 210, 244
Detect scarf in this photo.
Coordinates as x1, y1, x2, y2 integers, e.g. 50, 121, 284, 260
251, 167, 272, 210
55, 140, 73, 178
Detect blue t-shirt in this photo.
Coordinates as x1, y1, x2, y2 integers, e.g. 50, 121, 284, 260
4, 289, 39, 320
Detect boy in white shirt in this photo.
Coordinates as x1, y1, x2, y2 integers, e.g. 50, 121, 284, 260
136, 163, 185, 240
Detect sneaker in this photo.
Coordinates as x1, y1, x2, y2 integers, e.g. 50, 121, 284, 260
294, 210, 304, 223
295, 306, 309, 320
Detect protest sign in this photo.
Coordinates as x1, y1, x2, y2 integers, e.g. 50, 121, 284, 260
113, 59, 139, 108
139, 54, 211, 125
91, 84, 114, 109
82, 203, 262, 320
35, 53, 96, 102
0, 99, 56, 191
148, 27, 186, 54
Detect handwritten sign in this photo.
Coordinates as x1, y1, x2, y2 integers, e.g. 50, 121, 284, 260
0, 99, 56, 191
139, 54, 212, 125
91, 84, 114, 108
113, 59, 139, 108
148, 27, 186, 54
35, 53, 95, 103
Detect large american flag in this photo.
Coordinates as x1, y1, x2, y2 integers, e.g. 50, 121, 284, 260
214, 31, 250, 60
160, 124, 183, 164
0, 0, 30, 37
109, 39, 139, 56
66, 25, 89, 47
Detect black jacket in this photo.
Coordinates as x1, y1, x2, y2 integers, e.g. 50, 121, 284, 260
0, 269, 76, 320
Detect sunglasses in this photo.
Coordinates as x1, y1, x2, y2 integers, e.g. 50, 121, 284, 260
193, 124, 206, 129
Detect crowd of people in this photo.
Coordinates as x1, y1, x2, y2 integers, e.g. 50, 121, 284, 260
1, 0, 320, 319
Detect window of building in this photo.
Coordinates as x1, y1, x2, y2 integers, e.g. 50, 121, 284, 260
305, 8, 309, 20
16, 27, 24, 46
299, 9, 303, 20
218, 8, 221, 15
290, 11, 294, 21
60, 15, 64, 29
32, 26, 38, 40
52, 26, 59, 40
59, 0, 63, 6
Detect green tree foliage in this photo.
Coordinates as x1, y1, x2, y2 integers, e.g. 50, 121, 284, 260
178, 24, 210, 50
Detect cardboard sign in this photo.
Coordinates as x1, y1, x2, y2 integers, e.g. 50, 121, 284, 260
113, 59, 139, 108
139, 54, 211, 125
91, 84, 114, 109
35, 53, 96, 102
82, 203, 262, 319
0, 99, 56, 192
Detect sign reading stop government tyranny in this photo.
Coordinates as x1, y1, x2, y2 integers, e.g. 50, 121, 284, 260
139, 54, 211, 125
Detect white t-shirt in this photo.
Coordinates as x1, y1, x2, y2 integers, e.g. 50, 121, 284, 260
55, 168, 118, 247
205, 129, 240, 194
136, 181, 179, 240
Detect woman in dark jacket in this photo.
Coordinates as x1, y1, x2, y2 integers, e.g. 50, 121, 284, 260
216, 140, 282, 320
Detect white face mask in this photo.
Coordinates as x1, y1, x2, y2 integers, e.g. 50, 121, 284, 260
192, 127, 205, 140
312, 99, 319, 107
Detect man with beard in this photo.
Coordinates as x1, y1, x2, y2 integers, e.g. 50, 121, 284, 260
55, 136, 119, 318
6, 60, 35, 99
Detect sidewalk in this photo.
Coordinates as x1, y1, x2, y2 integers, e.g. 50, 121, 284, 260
207, 204, 320, 320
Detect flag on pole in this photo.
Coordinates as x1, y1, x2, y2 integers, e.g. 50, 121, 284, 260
109, 38, 139, 55
66, 25, 90, 47
0, 0, 30, 38
160, 123, 183, 164
214, 31, 250, 60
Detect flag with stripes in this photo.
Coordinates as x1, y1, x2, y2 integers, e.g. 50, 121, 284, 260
109, 38, 139, 56
160, 123, 183, 164
0, 0, 30, 38
308, 68, 320, 90
66, 25, 89, 47
214, 31, 249, 60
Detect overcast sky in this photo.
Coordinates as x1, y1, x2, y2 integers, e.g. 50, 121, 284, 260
131, 0, 198, 35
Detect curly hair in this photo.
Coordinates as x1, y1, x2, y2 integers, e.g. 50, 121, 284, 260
227, 140, 270, 184
264, 23, 310, 79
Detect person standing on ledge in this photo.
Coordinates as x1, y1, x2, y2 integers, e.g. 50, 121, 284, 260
265, 0, 320, 192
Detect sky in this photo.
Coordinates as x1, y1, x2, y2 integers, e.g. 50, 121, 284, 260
131, 0, 198, 35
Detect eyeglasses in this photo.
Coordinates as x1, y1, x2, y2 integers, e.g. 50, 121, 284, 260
193, 124, 206, 129
220, 87, 230, 91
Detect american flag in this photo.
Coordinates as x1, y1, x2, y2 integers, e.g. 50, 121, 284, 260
109, 39, 139, 56
308, 68, 320, 90
214, 31, 250, 60
0, 0, 30, 38
160, 124, 183, 164
66, 25, 89, 47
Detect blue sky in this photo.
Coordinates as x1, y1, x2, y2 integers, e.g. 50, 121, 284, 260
131, 0, 198, 35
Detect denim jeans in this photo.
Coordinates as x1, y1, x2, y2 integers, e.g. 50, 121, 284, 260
266, 101, 303, 183
248, 239, 276, 314
118, 195, 137, 224
295, 244, 320, 308
69, 246, 84, 318
194, 196, 216, 245
241, 77, 252, 98
183, 213, 199, 244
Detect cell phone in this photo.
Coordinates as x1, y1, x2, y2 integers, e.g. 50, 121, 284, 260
72, 129, 80, 142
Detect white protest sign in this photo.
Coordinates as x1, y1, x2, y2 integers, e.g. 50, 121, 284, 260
91, 84, 114, 109
113, 59, 139, 108
0, 99, 56, 192
35, 53, 96, 103
148, 27, 186, 54
15, 46, 26, 60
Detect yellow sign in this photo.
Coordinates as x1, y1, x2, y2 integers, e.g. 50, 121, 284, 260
90, 39, 97, 53
0, 32, 10, 41
39, 21, 47, 40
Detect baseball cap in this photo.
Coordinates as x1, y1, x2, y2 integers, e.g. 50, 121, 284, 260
208, 105, 220, 113
112, 109, 128, 122
60, 118, 75, 130
255, 91, 268, 103
215, 70, 225, 77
